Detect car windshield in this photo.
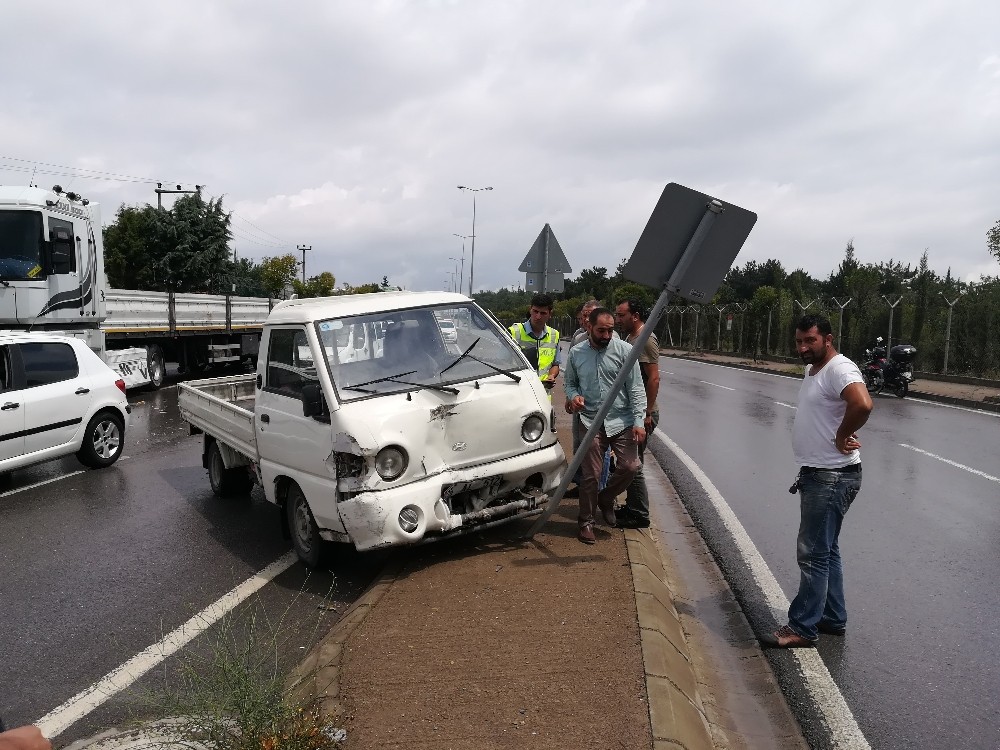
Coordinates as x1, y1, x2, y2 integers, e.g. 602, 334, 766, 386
0, 210, 44, 280
320, 303, 528, 401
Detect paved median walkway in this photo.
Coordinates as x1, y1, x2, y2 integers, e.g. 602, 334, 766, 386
289, 380, 806, 749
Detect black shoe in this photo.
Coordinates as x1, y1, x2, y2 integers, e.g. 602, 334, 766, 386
616, 510, 650, 529
817, 621, 846, 636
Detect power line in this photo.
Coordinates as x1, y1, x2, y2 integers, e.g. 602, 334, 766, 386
230, 212, 291, 246
0, 155, 168, 184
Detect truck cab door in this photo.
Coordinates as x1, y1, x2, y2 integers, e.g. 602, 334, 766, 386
256, 327, 344, 535
0, 346, 25, 462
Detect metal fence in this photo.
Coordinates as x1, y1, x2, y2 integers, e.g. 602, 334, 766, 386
656, 295, 1000, 380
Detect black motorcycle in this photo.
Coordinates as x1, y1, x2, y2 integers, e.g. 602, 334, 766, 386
861, 337, 917, 398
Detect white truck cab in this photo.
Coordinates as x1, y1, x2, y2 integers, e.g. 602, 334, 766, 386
179, 291, 566, 566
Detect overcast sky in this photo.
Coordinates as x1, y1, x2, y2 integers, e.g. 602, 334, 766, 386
3, 1, 999, 292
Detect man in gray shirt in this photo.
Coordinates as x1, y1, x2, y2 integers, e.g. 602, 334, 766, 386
564, 308, 646, 544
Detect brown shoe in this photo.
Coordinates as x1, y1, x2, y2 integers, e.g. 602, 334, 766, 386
578, 523, 596, 545
760, 625, 817, 649
600, 507, 617, 527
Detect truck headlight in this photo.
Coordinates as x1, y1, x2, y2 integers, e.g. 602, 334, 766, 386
375, 446, 408, 480
521, 414, 544, 442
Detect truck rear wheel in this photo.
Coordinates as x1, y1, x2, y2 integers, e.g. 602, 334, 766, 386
147, 345, 165, 389
286, 483, 323, 568
207, 440, 252, 497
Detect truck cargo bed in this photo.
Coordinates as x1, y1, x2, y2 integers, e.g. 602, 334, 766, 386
177, 374, 258, 460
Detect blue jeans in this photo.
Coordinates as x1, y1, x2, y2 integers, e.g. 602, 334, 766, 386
787, 467, 862, 640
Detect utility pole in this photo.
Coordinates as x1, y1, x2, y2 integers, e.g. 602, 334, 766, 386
155, 183, 202, 210
297, 244, 311, 284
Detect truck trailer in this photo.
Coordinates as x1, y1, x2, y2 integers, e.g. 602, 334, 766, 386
0, 184, 270, 389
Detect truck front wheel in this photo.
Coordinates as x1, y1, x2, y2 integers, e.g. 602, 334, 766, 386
207, 440, 252, 497
286, 483, 323, 568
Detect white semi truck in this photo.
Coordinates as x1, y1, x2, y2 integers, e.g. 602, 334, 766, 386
0, 185, 271, 389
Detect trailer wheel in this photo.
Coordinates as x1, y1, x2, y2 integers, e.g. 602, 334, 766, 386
286, 483, 323, 568
77, 411, 125, 469
147, 345, 165, 389
207, 440, 252, 497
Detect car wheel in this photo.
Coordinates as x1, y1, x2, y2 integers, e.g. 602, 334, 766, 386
207, 440, 252, 497
76, 411, 125, 469
286, 483, 323, 568
147, 345, 165, 389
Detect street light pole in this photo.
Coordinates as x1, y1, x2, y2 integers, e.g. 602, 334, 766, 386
452, 233, 470, 293
457, 186, 492, 296
881, 295, 903, 351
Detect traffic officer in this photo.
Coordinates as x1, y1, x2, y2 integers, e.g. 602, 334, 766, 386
509, 293, 561, 396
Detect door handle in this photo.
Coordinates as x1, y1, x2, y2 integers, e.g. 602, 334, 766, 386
1, 402, 19, 411
75, 387, 90, 395
259, 413, 270, 424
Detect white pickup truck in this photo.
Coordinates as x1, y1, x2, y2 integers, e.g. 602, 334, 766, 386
178, 290, 566, 566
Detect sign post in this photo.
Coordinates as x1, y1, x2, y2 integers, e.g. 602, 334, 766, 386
526, 184, 756, 537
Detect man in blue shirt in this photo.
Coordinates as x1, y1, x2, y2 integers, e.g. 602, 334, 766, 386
564, 308, 646, 544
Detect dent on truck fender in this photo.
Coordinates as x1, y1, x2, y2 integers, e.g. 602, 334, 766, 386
332, 431, 375, 491
340, 494, 389, 539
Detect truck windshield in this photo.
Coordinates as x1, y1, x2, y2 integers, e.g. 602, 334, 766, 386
0, 210, 44, 280
320, 303, 528, 401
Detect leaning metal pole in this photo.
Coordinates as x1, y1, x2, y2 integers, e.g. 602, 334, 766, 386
526, 200, 724, 537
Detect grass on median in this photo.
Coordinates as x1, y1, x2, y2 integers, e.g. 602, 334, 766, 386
137, 580, 345, 750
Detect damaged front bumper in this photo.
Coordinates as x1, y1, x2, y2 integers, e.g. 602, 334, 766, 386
335, 442, 565, 551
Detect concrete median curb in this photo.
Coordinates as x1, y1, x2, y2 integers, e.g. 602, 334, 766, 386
626, 527, 715, 749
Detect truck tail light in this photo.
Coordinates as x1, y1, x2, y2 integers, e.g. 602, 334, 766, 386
115, 379, 126, 394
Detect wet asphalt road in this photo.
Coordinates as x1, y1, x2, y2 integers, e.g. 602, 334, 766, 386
651, 358, 1000, 750
0, 380, 384, 743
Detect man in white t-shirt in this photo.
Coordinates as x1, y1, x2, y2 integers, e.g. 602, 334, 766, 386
762, 315, 873, 649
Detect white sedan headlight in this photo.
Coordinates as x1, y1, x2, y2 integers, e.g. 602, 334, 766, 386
521, 414, 545, 442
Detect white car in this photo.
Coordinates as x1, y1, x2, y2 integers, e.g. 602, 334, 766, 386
1, 332, 131, 477
438, 318, 459, 345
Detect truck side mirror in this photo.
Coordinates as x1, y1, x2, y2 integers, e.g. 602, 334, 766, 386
301, 382, 327, 419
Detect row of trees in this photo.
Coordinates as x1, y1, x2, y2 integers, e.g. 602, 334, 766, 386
102, 194, 387, 298
476, 242, 1000, 379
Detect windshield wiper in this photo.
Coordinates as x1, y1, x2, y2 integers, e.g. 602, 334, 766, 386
439, 338, 480, 376
341, 369, 459, 395
342, 370, 418, 391
439, 337, 521, 382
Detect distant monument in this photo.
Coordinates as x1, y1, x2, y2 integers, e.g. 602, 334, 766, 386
518, 224, 572, 293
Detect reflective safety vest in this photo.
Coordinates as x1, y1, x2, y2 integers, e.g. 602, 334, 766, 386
509, 322, 559, 378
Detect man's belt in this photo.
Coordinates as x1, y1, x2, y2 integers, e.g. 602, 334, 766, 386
800, 464, 861, 474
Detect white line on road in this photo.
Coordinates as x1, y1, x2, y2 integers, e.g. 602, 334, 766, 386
0, 471, 85, 498
654, 431, 871, 750
699, 380, 736, 391
899, 444, 999, 482
774, 401, 798, 409
35, 551, 299, 738
658, 369, 675, 375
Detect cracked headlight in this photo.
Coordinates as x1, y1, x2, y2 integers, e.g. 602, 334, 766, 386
521, 414, 545, 442
375, 445, 408, 480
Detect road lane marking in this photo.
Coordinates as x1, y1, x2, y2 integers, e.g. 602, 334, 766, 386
0, 471, 85, 498
35, 551, 298, 738
699, 380, 736, 391
775, 401, 797, 409
899, 444, 999, 482
658, 369, 675, 375
654, 431, 871, 750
